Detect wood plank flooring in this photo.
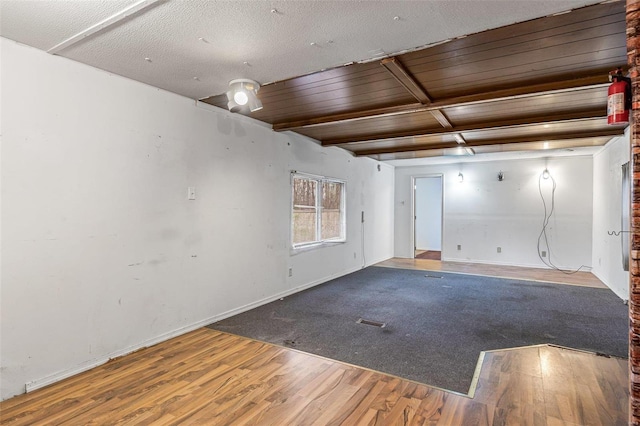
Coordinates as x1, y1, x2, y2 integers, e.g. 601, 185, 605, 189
414, 251, 442, 261
0, 329, 628, 425
376, 258, 607, 289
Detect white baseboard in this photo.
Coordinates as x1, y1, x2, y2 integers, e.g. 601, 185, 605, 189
24, 264, 363, 395
591, 269, 628, 301
205, 264, 364, 325
25, 315, 220, 393
365, 254, 393, 268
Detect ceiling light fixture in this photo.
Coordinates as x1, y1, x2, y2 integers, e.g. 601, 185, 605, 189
226, 79, 263, 113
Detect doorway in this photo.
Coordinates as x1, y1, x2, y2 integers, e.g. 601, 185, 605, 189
414, 176, 443, 260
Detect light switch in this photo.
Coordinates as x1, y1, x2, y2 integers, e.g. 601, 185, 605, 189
187, 187, 196, 200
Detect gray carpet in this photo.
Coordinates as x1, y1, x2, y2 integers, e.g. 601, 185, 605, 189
207, 266, 628, 394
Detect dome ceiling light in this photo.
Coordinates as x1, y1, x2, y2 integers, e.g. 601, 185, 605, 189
226, 79, 263, 113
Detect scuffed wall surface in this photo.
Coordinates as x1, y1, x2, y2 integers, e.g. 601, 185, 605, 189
0, 38, 394, 400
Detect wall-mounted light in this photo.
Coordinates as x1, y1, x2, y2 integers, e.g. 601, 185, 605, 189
458, 172, 464, 183
226, 79, 263, 113
542, 169, 550, 179
498, 171, 504, 181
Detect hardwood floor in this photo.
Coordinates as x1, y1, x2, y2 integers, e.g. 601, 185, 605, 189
0, 329, 628, 425
376, 258, 608, 289
414, 251, 442, 261
0, 262, 623, 424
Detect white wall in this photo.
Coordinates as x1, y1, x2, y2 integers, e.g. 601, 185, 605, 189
395, 156, 593, 269
592, 130, 630, 300
415, 177, 442, 251
0, 38, 394, 400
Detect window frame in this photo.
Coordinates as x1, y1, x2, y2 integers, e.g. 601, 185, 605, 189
290, 172, 346, 250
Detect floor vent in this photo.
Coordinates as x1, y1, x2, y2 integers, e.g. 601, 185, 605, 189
356, 318, 386, 328
425, 274, 443, 279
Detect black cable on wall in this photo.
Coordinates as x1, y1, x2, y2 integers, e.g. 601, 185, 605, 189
537, 170, 587, 275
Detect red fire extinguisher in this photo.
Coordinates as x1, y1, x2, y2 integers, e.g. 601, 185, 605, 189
608, 68, 631, 125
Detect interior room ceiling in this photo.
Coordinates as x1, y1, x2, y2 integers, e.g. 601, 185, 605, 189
1, 0, 626, 161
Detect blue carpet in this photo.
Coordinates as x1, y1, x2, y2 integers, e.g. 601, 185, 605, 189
207, 266, 628, 394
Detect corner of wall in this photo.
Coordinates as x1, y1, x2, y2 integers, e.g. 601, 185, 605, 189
591, 132, 631, 301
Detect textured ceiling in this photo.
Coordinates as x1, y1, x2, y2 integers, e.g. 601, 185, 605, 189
0, 0, 604, 101
0, 1, 138, 51
197, 1, 626, 161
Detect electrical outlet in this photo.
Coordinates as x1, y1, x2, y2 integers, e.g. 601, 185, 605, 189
497, 247, 501, 253
288, 267, 293, 277
457, 244, 461, 250
541, 251, 547, 257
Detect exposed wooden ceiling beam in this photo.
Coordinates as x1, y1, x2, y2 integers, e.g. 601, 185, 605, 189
352, 128, 624, 156
273, 102, 425, 131
465, 128, 623, 147
380, 57, 432, 104
453, 134, 467, 144
429, 110, 453, 128
354, 142, 458, 156
380, 57, 456, 130
272, 74, 610, 132
323, 109, 608, 146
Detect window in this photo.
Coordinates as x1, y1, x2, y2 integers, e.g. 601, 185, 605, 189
292, 173, 346, 248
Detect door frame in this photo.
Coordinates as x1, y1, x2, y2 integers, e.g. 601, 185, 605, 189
411, 174, 445, 258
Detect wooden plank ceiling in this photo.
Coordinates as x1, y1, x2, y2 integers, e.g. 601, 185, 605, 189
201, 1, 628, 160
